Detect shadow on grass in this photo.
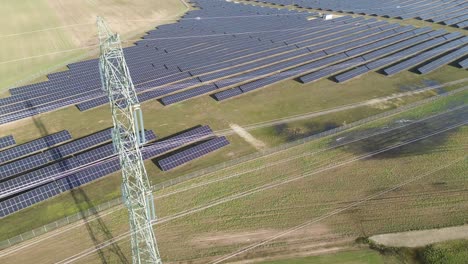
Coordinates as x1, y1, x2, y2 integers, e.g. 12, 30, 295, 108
329, 106, 467, 159
67, 186, 129, 264
273, 121, 339, 142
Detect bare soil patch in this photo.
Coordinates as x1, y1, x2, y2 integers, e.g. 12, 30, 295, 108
370, 225, 468, 247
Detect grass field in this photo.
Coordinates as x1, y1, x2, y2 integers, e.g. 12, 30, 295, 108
260, 249, 384, 264
0, 0, 187, 95
420, 239, 468, 264
1, 90, 466, 263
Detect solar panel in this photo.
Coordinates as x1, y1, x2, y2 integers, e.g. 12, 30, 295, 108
0, 135, 15, 149
299, 56, 365, 83
239, 73, 287, 93
158, 136, 230, 171
0, 130, 72, 165
142, 125, 214, 157
458, 58, 468, 69
0, 131, 156, 197
160, 84, 217, 105
418, 45, 468, 74
383, 38, 465, 76
456, 21, 468, 29
335, 65, 371, 83
366, 35, 448, 70
0, 128, 113, 180
212, 87, 243, 101
3, 0, 454, 126
0, 182, 62, 217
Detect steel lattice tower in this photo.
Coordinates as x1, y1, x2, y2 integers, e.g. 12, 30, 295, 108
97, 17, 162, 264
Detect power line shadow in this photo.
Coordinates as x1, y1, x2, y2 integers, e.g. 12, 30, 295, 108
68, 186, 129, 264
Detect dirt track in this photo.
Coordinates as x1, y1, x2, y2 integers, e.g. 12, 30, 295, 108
370, 225, 468, 247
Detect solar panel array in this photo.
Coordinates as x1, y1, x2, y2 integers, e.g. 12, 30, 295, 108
158, 136, 230, 171
254, 0, 468, 29
0, 125, 229, 217
142, 125, 215, 156
0, 130, 72, 165
1, 0, 465, 125
0, 135, 15, 149
0, 128, 113, 181
418, 43, 468, 74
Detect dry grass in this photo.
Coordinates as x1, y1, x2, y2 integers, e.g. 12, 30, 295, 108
0, 0, 187, 94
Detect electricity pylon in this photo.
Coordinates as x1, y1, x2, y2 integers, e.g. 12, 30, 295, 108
97, 16, 162, 264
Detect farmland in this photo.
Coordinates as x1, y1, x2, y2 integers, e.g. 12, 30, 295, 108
0, 0, 187, 95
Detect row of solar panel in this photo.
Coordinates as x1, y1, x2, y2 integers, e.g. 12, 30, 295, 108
3, 10, 358, 120
0, 125, 229, 217
0, 135, 15, 150
0, 125, 213, 197
74, 16, 370, 109
0, 14, 356, 113
79, 18, 406, 107
211, 29, 466, 100
0, 129, 112, 181
0, 131, 155, 198
255, 0, 468, 29
0, 131, 71, 165
2, 0, 466, 126
169, 27, 466, 103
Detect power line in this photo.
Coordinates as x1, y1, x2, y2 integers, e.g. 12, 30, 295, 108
1, 97, 462, 256
209, 156, 466, 264
52, 122, 467, 264
1, 100, 465, 198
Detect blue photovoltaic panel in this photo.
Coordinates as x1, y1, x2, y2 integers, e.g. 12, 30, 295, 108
239, 73, 287, 93
335, 65, 371, 83
0, 135, 15, 149
158, 136, 230, 171
383, 38, 465, 76
0, 126, 212, 217
299, 57, 365, 83
160, 84, 217, 105
0, 130, 72, 165
0, 128, 113, 180
418, 45, 468, 74
2, 0, 446, 126
0, 131, 156, 198
212, 87, 243, 101
0, 182, 62, 217
142, 125, 214, 157
459, 58, 468, 69
362, 33, 434, 62
58, 158, 121, 191
365, 35, 448, 70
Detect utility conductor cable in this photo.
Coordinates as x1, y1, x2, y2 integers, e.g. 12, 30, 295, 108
209, 156, 466, 264
0, 103, 465, 198
52, 120, 466, 264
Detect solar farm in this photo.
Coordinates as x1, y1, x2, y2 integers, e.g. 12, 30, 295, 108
0, 0, 467, 263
